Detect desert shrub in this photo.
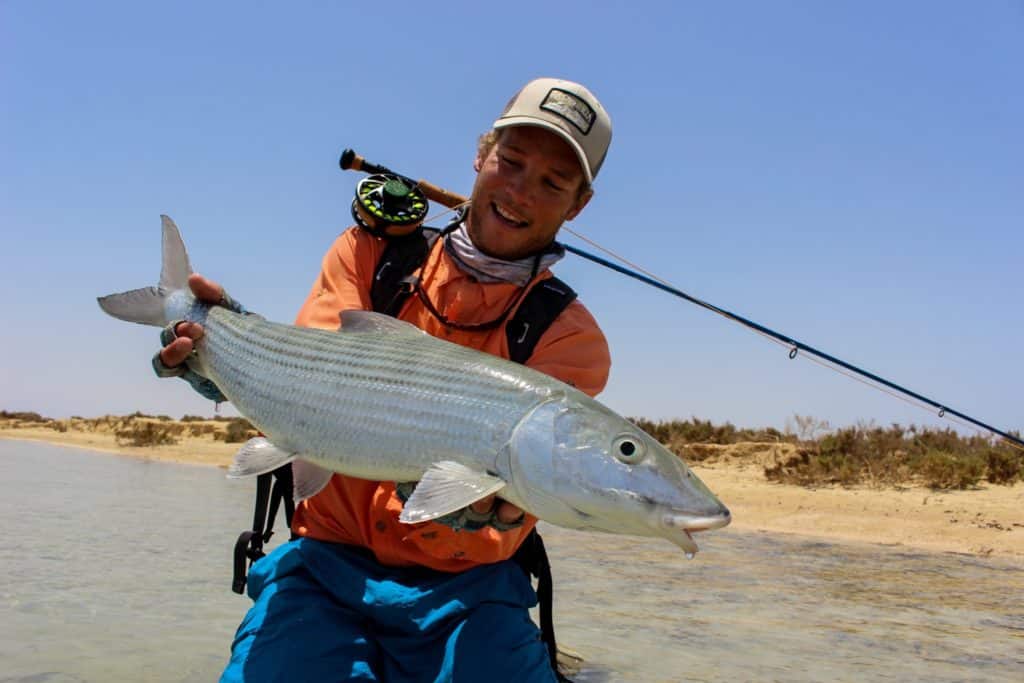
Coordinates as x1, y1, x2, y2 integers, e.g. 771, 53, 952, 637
914, 449, 985, 489
630, 417, 784, 446
664, 437, 707, 462
115, 422, 180, 447
1, 410, 47, 422
632, 414, 1021, 490
806, 429, 867, 486
188, 423, 217, 437
181, 415, 208, 422
985, 448, 1022, 485
767, 450, 872, 487
786, 415, 831, 442
224, 418, 257, 443
49, 421, 68, 433
910, 428, 989, 458
745, 426, 788, 442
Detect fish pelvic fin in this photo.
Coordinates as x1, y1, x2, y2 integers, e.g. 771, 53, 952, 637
227, 437, 296, 478
227, 437, 333, 503
398, 461, 507, 524
96, 215, 194, 327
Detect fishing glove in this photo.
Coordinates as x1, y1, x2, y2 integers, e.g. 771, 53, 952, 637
394, 481, 526, 532
151, 290, 249, 404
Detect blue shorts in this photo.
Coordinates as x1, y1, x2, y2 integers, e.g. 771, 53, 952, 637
220, 538, 557, 683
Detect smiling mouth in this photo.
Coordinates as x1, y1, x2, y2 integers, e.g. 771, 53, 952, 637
492, 202, 529, 228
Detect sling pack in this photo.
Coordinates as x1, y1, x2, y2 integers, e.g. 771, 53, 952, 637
232, 223, 579, 680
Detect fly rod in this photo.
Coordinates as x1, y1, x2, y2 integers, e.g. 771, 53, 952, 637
338, 148, 1023, 449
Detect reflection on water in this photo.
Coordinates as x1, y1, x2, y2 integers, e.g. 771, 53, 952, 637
2, 441, 1022, 682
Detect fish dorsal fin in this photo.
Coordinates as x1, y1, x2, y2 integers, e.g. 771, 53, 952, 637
159, 215, 193, 291
399, 461, 507, 524
339, 310, 426, 336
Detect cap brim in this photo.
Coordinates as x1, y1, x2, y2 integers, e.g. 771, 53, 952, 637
493, 116, 594, 185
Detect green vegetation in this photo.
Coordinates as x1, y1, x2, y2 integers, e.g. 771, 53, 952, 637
115, 421, 185, 447
629, 417, 785, 450
631, 416, 1022, 491
5, 409, 1019, 491
0, 410, 47, 422
222, 418, 257, 443
127, 410, 174, 421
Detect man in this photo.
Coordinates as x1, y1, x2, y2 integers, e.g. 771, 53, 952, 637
159, 78, 613, 682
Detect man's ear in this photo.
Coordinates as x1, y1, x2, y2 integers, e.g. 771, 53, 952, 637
473, 155, 483, 173
565, 188, 594, 222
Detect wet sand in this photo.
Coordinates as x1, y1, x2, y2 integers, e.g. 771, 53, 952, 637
3, 417, 1022, 559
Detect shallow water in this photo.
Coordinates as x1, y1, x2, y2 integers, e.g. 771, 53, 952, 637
2, 440, 1021, 682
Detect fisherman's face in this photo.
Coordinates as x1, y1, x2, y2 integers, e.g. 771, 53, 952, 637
468, 126, 592, 260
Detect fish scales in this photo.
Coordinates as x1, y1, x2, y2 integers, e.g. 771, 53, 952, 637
200, 307, 551, 480
208, 309, 545, 421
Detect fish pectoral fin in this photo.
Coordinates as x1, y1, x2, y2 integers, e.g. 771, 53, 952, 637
292, 459, 334, 502
227, 437, 295, 478
398, 461, 507, 524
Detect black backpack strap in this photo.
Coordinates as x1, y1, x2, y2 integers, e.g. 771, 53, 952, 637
512, 528, 572, 682
373, 232, 576, 680
505, 277, 577, 365
503, 278, 577, 679
231, 463, 295, 594
370, 227, 444, 316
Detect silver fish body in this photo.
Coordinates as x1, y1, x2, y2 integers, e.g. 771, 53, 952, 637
98, 216, 730, 553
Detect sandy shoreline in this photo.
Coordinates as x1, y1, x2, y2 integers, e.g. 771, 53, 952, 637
3, 418, 1022, 559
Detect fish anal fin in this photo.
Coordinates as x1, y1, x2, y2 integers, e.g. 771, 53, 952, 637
292, 459, 334, 501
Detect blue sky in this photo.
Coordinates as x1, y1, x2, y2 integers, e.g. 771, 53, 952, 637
2, 1, 1021, 437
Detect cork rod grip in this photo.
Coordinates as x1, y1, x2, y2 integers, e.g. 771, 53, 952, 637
415, 179, 467, 209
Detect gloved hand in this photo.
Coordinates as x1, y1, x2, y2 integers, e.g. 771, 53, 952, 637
152, 274, 246, 403
395, 482, 527, 531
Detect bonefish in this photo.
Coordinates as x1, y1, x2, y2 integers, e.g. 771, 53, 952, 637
98, 216, 730, 554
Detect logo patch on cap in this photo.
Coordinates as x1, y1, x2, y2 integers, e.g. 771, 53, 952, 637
540, 88, 595, 135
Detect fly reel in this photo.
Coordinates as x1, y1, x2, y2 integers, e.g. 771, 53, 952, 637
351, 174, 429, 238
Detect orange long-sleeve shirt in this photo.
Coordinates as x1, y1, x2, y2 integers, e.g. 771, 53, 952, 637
290, 226, 611, 572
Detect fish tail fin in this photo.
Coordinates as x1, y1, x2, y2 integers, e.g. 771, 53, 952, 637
96, 215, 194, 327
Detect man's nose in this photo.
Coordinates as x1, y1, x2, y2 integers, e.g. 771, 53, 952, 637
503, 171, 533, 205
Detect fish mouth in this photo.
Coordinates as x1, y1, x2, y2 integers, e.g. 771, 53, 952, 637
660, 509, 732, 555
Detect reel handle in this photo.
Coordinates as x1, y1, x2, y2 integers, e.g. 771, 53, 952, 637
339, 148, 468, 210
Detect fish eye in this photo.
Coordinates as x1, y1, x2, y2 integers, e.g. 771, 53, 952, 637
612, 434, 646, 463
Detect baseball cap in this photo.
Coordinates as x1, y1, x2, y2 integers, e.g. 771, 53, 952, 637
493, 78, 612, 185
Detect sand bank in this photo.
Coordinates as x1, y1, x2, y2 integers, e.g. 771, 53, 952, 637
3, 417, 1021, 559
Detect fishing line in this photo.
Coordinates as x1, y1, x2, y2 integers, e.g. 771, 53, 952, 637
561, 222, 1016, 443
338, 149, 1023, 450
557, 231, 1023, 450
